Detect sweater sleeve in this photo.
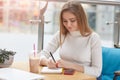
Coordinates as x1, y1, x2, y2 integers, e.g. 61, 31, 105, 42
84, 33, 102, 77
40, 31, 60, 58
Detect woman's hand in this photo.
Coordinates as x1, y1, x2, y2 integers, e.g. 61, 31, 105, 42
57, 59, 84, 73
57, 59, 73, 69
47, 58, 56, 68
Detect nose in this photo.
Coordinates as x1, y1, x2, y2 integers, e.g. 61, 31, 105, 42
67, 21, 71, 27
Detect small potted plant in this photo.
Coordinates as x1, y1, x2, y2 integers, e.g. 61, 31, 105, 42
0, 49, 16, 68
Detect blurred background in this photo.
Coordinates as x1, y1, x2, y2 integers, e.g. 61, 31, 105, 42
0, 0, 120, 61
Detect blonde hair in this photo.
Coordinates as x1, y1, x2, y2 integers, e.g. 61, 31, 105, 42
59, 1, 93, 45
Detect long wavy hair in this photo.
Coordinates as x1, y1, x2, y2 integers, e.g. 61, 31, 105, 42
59, 1, 93, 45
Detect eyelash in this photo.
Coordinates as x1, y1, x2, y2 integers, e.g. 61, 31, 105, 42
71, 20, 76, 22
63, 20, 76, 23
63, 21, 67, 22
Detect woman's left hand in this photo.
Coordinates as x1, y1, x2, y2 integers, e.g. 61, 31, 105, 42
57, 59, 73, 69
57, 59, 84, 73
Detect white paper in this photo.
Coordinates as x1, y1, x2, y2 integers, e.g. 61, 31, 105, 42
41, 67, 62, 74
0, 68, 45, 80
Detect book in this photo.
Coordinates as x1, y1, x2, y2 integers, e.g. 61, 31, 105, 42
41, 67, 63, 74
0, 68, 45, 80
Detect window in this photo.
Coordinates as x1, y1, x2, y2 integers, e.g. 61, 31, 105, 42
0, 0, 120, 61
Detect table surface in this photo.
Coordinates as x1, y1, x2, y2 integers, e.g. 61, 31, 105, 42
11, 62, 96, 80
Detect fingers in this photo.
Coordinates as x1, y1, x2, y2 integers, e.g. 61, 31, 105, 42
57, 59, 63, 68
55, 62, 59, 68
47, 58, 56, 68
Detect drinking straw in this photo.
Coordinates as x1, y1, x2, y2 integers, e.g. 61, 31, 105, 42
33, 43, 36, 57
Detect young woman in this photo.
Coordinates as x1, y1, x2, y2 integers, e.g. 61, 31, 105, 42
40, 0, 102, 77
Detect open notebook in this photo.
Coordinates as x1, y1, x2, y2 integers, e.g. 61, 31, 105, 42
0, 68, 45, 80
41, 67, 63, 74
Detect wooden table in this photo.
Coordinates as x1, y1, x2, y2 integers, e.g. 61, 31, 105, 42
11, 62, 96, 80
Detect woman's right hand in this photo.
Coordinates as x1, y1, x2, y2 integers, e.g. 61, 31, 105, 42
46, 58, 56, 68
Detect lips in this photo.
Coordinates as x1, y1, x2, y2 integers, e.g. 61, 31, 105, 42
68, 27, 72, 30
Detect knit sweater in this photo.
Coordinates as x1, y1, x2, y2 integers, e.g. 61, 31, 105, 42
40, 31, 102, 77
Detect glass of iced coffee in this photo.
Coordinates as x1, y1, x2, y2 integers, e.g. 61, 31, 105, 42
29, 53, 40, 73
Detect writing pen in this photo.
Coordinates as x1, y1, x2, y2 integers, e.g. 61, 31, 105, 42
49, 52, 56, 63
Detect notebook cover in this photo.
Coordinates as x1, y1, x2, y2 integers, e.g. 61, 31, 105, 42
0, 68, 45, 80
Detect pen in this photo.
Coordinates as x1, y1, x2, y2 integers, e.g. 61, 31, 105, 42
50, 52, 56, 63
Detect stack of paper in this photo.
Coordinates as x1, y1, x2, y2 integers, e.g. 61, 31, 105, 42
41, 67, 63, 74
0, 68, 45, 80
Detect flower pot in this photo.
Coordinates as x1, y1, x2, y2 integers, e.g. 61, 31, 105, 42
0, 56, 14, 68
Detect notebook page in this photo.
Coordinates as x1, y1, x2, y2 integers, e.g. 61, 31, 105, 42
41, 67, 63, 74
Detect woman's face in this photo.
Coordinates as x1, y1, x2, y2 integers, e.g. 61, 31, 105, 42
62, 11, 79, 32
